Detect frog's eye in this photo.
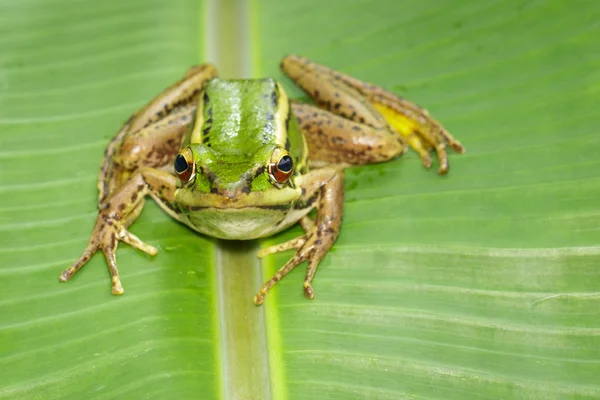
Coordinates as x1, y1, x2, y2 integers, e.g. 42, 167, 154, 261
174, 147, 195, 183
268, 148, 294, 184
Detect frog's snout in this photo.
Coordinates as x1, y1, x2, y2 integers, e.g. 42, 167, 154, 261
212, 180, 252, 201
220, 189, 238, 200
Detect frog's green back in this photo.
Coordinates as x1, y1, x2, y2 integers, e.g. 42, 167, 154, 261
201, 78, 284, 154
185, 78, 306, 193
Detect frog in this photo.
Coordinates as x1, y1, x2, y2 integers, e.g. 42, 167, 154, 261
59, 55, 465, 305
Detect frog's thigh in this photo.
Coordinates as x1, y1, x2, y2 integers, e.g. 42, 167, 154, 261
98, 64, 218, 203
129, 63, 218, 133
292, 102, 406, 166
282, 55, 465, 173
114, 105, 195, 170
101, 105, 194, 201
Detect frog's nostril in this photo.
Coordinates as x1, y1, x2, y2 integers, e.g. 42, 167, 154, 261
220, 190, 236, 200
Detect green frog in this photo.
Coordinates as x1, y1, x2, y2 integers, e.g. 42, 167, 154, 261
60, 55, 465, 305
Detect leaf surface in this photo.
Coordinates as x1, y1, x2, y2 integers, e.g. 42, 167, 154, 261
1, 1, 599, 399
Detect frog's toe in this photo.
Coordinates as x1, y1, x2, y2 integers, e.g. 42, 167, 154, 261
100, 243, 128, 295
59, 267, 76, 282
373, 101, 465, 174
253, 293, 266, 306
258, 236, 306, 258
59, 246, 96, 282
405, 133, 433, 169
119, 230, 158, 256
404, 126, 467, 174
400, 127, 466, 174
435, 143, 449, 175
60, 215, 139, 295
254, 250, 308, 305
111, 276, 124, 295
303, 281, 315, 300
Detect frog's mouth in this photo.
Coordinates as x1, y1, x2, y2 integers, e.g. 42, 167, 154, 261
174, 186, 302, 210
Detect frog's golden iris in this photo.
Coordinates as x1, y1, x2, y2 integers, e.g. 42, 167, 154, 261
268, 148, 294, 185
174, 147, 195, 183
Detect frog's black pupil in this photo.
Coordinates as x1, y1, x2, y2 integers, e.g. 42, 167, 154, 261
174, 154, 189, 174
277, 155, 293, 173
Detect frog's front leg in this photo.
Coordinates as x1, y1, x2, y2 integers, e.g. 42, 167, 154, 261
62, 64, 218, 294
255, 167, 344, 305
60, 169, 178, 294
281, 55, 465, 173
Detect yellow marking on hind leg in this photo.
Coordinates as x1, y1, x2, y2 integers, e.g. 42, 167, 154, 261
373, 102, 461, 173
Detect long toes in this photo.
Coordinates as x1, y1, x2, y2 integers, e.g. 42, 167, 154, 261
254, 254, 307, 305
101, 246, 126, 295
405, 134, 432, 168
451, 141, 466, 153
409, 130, 463, 173
435, 144, 449, 175
443, 133, 466, 154
59, 248, 95, 282
120, 230, 158, 256
258, 237, 306, 258
420, 152, 433, 169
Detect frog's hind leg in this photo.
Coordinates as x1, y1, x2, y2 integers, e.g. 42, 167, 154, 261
281, 55, 465, 174
292, 102, 407, 166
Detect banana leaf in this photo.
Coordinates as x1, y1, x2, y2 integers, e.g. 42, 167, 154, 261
1, 0, 599, 399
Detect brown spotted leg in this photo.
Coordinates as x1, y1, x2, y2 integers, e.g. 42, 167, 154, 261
281, 55, 465, 173
60, 169, 178, 294
99, 64, 218, 202
292, 102, 406, 166
258, 215, 315, 260
61, 64, 218, 294
255, 167, 343, 305
255, 105, 407, 304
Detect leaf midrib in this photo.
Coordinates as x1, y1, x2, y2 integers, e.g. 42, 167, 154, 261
205, 0, 277, 399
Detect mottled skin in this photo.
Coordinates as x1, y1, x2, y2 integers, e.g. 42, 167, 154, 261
60, 55, 465, 305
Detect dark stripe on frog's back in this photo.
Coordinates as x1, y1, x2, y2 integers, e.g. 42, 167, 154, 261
200, 78, 281, 153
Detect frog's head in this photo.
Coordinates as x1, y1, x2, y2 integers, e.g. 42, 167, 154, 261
173, 78, 308, 209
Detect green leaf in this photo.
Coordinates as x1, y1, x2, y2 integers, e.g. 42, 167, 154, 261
1, 1, 599, 399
